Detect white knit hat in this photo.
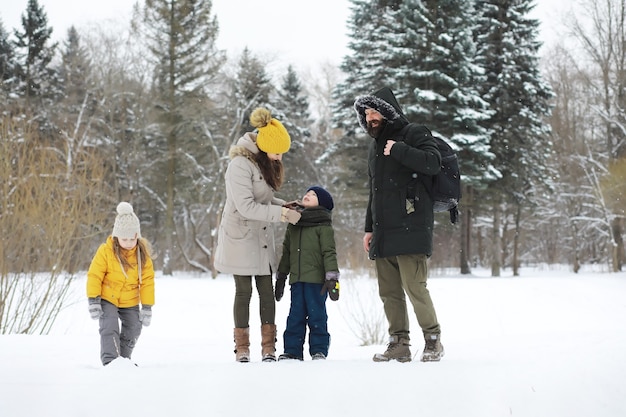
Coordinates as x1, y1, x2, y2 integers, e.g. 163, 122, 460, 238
112, 202, 141, 239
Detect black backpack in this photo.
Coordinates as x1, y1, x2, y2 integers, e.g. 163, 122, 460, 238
428, 136, 461, 224
402, 126, 461, 224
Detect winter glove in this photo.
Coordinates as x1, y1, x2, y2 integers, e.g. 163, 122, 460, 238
321, 271, 340, 301
88, 297, 103, 320
275, 272, 288, 301
282, 200, 303, 210
140, 305, 152, 327
281, 207, 301, 225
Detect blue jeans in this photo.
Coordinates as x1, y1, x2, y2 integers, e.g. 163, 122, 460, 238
282, 282, 330, 358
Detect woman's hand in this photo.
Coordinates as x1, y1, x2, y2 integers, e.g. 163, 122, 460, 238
282, 200, 303, 209
281, 207, 301, 224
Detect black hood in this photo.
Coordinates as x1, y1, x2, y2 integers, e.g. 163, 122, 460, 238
354, 87, 410, 132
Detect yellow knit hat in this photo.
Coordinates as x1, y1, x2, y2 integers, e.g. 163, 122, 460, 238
250, 107, 291, 154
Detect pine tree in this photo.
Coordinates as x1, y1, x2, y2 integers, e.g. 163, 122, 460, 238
278, 65, 310, 128
398, 0, 498, 273
133, 0, 224, 275
475, 0, 554, 198
0, 20, 16, 111
276, 65, 317, 199
229, 47, 274, 138
400, 0, 496, 190
59, 26, 93, 110
50, 26, 100, 182
474, 0, 555, 274
12, 0, 58, 105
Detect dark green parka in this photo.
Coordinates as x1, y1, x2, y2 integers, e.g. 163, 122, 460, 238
277, 206, 338, 284
354, 87, 441, 259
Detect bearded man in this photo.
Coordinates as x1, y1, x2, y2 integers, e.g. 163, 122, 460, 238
354, 87, 445, 362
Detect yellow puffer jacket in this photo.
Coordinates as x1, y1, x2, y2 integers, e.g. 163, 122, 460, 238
86, 236, 155, 308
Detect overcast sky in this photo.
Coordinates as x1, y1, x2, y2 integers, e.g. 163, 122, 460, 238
1, 0, 570, 70
0, 0, 351, 71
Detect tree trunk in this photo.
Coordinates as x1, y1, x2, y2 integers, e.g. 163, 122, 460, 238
163, 128, 176, 276
491, 202, 501, 277
513, 204, 521, 276
460, 186, 472, 274
210, 211, 222, 278
573, 222, 581, 274
611, 217, 624, 272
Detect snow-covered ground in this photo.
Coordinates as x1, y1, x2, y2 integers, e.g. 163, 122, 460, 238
1, 266, 625, 417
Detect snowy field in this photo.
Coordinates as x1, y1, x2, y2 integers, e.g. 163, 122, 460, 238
1, 265, 625, 417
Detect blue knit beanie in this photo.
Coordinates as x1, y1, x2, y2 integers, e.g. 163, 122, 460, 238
307, 186, 334, 211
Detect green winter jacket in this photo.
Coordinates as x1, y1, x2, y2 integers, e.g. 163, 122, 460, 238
277, 206, 339, 284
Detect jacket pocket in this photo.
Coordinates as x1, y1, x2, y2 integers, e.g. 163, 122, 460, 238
222, 219, 251, 240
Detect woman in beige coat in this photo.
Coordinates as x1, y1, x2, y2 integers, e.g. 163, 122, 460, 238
214, 107, 301, 362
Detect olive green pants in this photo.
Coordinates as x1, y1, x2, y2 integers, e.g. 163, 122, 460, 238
375, 253, 440, 340
233, 274, 275, 328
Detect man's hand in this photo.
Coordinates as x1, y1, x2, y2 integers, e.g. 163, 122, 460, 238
363, 232, 372, 252
384, 140, 396, 156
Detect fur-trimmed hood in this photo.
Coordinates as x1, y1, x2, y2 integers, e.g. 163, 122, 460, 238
228, 132, 259, 161
353, 87, 409, 132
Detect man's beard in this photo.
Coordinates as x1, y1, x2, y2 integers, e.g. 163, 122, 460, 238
366, 119, 386, 138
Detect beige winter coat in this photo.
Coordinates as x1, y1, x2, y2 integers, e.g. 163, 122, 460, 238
213, 132, 286, 275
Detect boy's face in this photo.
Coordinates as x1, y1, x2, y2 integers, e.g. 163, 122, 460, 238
301, 190, 319, 208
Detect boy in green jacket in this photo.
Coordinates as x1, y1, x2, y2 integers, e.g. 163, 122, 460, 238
275, 186, 339, 361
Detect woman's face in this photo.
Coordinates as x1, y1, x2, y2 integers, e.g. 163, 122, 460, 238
266, 153, 283, 161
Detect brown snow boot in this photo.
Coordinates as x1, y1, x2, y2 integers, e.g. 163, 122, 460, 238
234, 327, 250, 362
372, 335, 412, 363
420, 333, 444, 362
261, 324, 277, 362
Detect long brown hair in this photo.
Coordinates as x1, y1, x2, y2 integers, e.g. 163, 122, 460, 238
113, 237, 152, 270
255, 151, 284, 191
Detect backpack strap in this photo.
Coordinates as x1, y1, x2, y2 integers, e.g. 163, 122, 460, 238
399, 124, 435, 194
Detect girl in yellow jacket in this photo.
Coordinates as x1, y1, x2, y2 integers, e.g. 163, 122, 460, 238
86, 202, 155, 366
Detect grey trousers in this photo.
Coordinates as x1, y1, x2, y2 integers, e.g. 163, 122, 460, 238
375, 253, 441, 340
99, 300, 142, 365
